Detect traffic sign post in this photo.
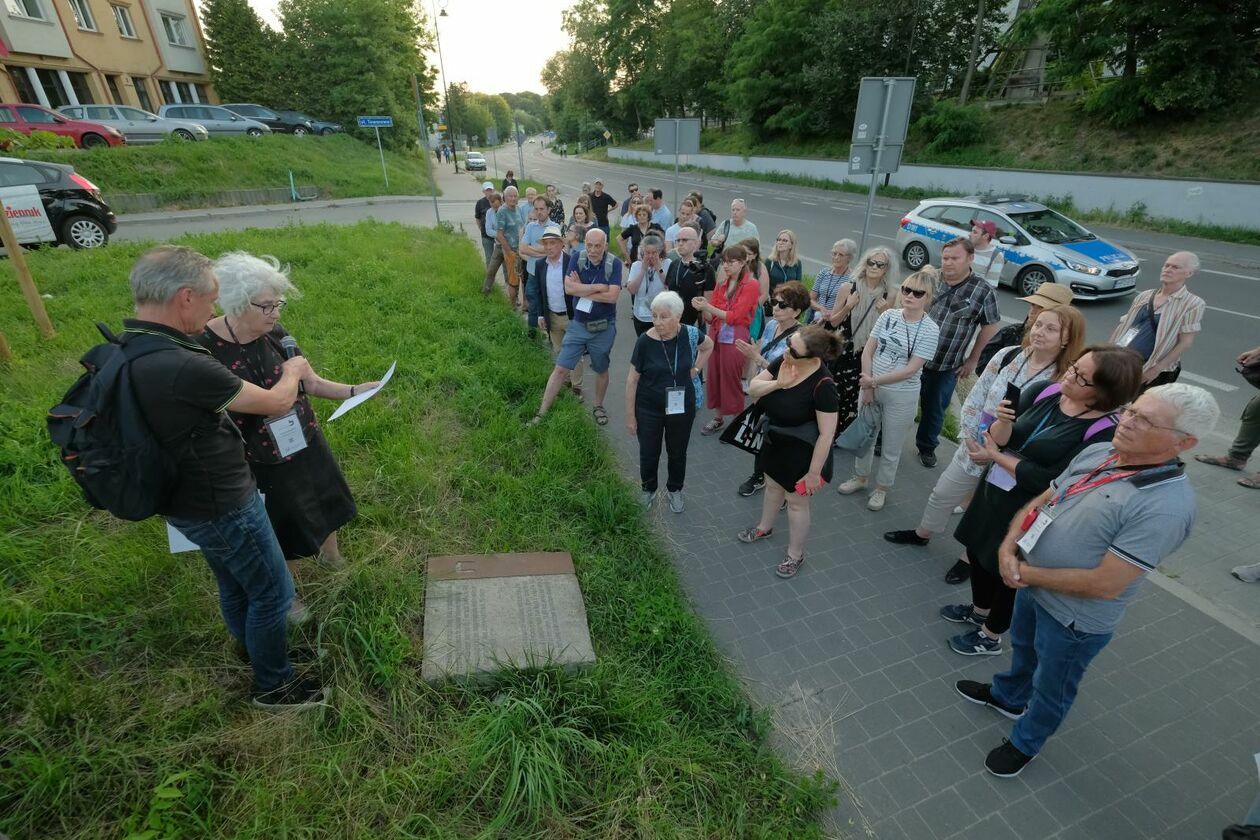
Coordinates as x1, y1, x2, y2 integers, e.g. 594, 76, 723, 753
653, 117, 700, 218
485, 125, 499, 178
849, 78, 915, 256
358, 115, 394, 190
514, 118, 526, 180
410, 76, 441, 224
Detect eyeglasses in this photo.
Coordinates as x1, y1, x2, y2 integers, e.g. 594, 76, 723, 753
251, 300, 287, 315
867, 259, 888, 269
1065, 364, 1094, 387
771, 299, 790, 308
900, 286, 927, 298
1118, 405, 1189, 436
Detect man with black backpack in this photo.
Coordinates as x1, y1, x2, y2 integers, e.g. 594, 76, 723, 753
53, 245, 326, 711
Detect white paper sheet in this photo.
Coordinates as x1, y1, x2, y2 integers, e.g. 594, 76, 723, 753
167, 493, 265, 553
327, 361, 396, 422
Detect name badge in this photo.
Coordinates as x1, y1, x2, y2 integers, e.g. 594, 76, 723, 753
1117, 326, 1139, 347
666, 387, 687, 415
1017, 507, 1054, 554
576, 296, 594, 313
985, 463, 1017, 491
718, 324, 736, 344
266, 409, 308, 459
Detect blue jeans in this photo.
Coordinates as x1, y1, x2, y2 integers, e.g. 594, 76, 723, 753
169, 493, 295, 693
991, 590, 1113, 756
915, 367, 958, 454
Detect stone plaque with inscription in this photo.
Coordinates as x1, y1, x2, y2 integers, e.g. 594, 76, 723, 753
421, 551, 596, 682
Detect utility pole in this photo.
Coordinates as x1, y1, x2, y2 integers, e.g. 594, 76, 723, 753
412, 73, 441, 224
959, 0, 988, 105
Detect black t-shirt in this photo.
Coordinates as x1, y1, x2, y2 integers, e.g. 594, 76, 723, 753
124, 319, 255, 520
475, 196, 491, 237
630, 332, 695, 413
759, 358, 839, 426
666, 257, 716, 325
590, 191, 617, 226
619, 222, 665, 264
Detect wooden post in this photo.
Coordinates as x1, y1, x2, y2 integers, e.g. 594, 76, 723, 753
0, 328, 11, 361
0, 196, 55, 339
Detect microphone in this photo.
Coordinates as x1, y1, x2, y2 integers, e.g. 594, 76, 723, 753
280, 336, 305, 395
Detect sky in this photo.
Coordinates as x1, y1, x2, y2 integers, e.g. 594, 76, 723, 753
243, 0, 573, 95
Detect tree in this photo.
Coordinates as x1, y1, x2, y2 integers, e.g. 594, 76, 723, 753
201, 0, 283, 103
723, 0, 821, 138
278, 0, 436, 149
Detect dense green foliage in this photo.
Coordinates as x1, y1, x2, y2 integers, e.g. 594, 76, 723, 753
0, 128, 74, 150
0, 222, 835, 837
200, 0, 439, 149
10, 135, 434, 208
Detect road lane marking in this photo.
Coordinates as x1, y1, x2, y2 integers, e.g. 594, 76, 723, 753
802, 201, 817, 206
1205, 305, 1260, 321
1180, 371, 1239, 392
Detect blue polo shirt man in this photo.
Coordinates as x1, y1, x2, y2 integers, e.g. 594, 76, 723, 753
531, 227, 622, 425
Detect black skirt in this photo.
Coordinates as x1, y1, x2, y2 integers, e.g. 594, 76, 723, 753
252, 427, 357, 560
830, 349, 861, 436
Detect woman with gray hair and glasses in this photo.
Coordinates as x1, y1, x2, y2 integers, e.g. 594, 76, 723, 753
197, 252, 378, 589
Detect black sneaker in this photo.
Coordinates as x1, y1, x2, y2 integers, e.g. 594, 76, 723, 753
919, 450, 938, 468
985, 738, 1035, 778
940, 603, 984, 626
945, 558, 972, 584
884, 529, 930, 546
251, 676, 329, 711
738, 474, 765, 497
955, 680, 1024, 720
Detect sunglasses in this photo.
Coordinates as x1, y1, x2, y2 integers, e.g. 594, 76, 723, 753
771, 299, 790, 308
900, 286, 927, 298
788, 345, 810, 359
867, 259, 888, 269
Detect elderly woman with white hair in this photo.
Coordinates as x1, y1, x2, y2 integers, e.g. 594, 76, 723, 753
625, 290, 713, 513
198, 252, 378, 582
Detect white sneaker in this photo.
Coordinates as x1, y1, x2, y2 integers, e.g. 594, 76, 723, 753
667, 490, 685, 514
953, 505, 966, 515
837, 476, 867, 495
867, 489, 887, 511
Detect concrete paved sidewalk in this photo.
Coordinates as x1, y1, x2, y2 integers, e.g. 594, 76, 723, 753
535, 301, 1260, 839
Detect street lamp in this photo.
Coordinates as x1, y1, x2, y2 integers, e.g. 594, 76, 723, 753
433, 0, 458, 173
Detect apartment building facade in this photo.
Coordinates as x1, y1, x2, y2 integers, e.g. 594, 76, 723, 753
0, 0, 215, 113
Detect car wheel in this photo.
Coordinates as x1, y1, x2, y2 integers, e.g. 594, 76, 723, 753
903, 240, 929, 270
246, 128, 263, 137
172, 128, 195, 141
293, 126, 310, 136
1016, 266, 1054, 297
320, 127, 335, 136
60, 215, 109, 249
80, 133, 108, 149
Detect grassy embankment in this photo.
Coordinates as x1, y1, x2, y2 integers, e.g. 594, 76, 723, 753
0, 221, 834, 837
10, 134, 435, 209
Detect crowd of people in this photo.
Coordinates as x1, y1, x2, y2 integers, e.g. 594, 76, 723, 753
478, 177, 1253, 778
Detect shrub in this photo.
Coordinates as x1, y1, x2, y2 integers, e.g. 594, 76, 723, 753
0, 128, 75, 151
912, 101, 989, 154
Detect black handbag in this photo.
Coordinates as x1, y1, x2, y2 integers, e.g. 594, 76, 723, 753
719, 403, 766, 455
1238, 361, 1260, 390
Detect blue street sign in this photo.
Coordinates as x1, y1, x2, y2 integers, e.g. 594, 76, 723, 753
357, 116, 393, 128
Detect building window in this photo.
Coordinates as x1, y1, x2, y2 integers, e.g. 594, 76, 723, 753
68, 0, 96, 29
105, 74, 122, 104
66, 71, 93, 104
6, 65, 38, 104
5, 0, 44, 19
158, 79, 174, 104
32, 68, 68, 108
174, 81, 193, 103
131, 75, 153, 111
111, 4, 135, 37
194, 83, 209, 104
160, 12, 189, 46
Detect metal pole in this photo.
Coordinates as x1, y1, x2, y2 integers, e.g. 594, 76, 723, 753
960, 0, 988, 105
672, 118, 679, 218
858, 79, 895, 257
375, 126, 389, 189
431, 0, 457, 173
515, 118, 526, 180
491, 146, 498, 180
412, 73, 441, 223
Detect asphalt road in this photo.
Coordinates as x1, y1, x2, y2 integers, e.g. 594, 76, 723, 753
113, 143, 1258, 432
518, 144, 1260, 428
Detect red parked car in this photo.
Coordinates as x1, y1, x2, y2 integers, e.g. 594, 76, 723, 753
0, 103, 125, 148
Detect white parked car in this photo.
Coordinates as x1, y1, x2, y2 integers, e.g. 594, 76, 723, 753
157, 105, 271, 137
59, 105, 208, 144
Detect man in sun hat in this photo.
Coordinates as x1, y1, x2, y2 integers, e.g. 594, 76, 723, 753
969, 218, 1006, 288
525, 225, 585, 396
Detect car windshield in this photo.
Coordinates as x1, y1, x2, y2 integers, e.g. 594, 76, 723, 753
1006, 208, 1095, 244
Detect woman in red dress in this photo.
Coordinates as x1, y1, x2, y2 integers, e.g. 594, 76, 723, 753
694, 244, 761, 435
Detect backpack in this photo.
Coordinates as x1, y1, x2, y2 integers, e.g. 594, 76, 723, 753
577, 252, 616, 283
1031, 382, 1117, 441
47, 323, 181, 521
977, 321, 1025, 373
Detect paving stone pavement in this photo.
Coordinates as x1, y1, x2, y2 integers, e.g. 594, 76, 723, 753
557, 303, 1259, 839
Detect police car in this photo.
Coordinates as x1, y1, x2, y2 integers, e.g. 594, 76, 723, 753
895, 196, 1140, 300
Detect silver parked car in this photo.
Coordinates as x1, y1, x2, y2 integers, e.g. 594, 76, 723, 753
59, 104, 208, 144
157, 104, 271, 137
895, 195, 1140, 300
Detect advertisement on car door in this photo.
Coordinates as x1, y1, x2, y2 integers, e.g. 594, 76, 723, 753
0, 185, 56, 244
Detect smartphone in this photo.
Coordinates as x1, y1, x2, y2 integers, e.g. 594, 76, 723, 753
796, 477, 827, 495
1004, 382, 1022, 418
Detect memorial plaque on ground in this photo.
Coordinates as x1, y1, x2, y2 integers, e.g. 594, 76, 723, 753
421, 552, 596, 682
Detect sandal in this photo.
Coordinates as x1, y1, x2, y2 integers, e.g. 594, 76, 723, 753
701, 417, 725, 436
571, 385, 583, 398
737, 526, 774, 544
1238, 472, 1260, 489
776, 552, 805, 579
592, 406, 609, 426
1196, 454, 1246, 471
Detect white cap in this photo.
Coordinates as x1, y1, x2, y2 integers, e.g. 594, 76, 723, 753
481, 181, 494, 191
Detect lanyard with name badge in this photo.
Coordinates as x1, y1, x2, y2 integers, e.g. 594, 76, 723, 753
225, 318, 309, 460
1016, 454, 1177, 554
986, 400, 1093, 491
662, 337, 687, 415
